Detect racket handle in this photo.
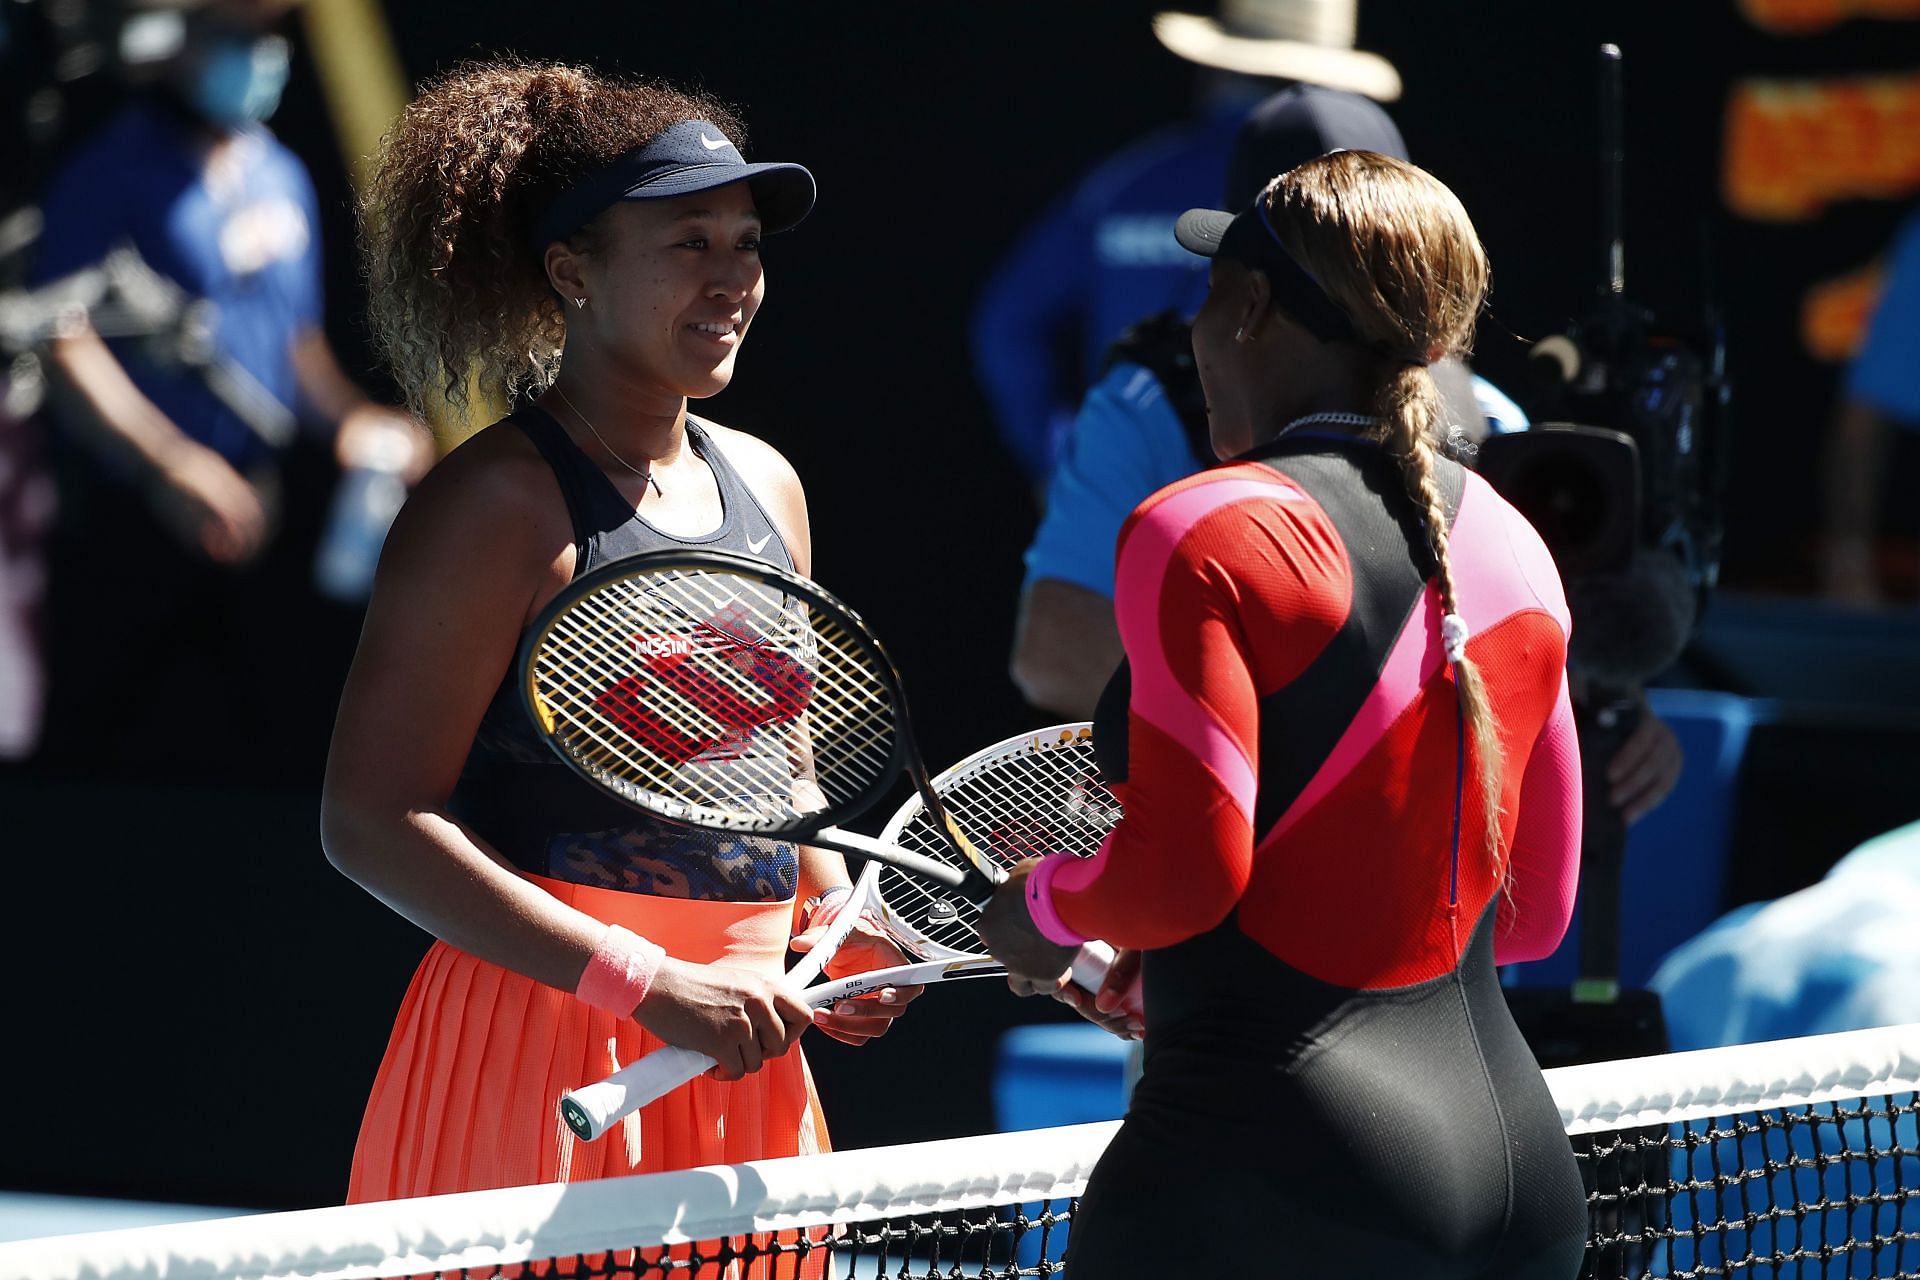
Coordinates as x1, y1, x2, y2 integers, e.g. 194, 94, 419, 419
560, 957, 1008, 1142
822, 828, 975, 892
559, 1046, 714, 1142
1069, 939, 1116, 992
1068, 939, 1146, 1021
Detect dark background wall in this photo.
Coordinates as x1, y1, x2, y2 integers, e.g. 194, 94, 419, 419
5, 0, 1920, 1211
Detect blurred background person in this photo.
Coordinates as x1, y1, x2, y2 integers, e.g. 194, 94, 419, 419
25, 0, 428, 779
1818, 204, 1920, 605
969, 0, 1402, 496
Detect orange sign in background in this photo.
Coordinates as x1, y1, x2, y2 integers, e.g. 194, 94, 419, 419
1725, 4, 1920, 360
1740, 0, 1920, 34
1724, 75, 1920, 222
1800, 257, 1886, 360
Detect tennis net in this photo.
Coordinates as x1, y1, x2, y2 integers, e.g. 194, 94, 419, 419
2, 1022, 1915, 1280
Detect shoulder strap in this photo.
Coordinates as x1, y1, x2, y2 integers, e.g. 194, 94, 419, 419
683, 417, 795, 571
511, 407, 597, 561
1101, 309, 1213, 467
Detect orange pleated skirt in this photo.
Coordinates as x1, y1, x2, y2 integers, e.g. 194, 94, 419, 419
349, 876, 831, 1274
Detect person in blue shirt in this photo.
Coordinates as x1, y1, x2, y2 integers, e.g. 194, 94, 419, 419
969, 0, 1401, 490
28, 0, 427, 775
1819, 208, 1920, 604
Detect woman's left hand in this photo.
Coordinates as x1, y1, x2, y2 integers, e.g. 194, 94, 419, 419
791, 904, 924, 1047
978, 863, 1081, 995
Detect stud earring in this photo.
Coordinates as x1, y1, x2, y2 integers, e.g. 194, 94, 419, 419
572, 296, 588, 310
1234, 326, 1246, 342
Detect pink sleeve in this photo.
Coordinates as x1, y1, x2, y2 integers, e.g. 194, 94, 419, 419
1495, 672, 1581, 964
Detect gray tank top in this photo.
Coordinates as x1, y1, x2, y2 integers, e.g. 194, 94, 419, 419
446, 407, 803, 902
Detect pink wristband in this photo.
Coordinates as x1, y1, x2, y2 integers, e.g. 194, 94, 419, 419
575, 925, 666, 1016
1026, 854, 1090, 946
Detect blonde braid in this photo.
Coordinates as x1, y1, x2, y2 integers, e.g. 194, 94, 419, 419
1378, 365, 1505, 863
1262, 150, 1503, 871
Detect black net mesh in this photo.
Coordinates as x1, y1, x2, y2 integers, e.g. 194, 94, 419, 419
1576, 1092, 1920, 1279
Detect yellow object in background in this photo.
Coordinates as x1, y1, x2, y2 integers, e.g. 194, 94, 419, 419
298, 0, 501, 443
298, 0, 409, 193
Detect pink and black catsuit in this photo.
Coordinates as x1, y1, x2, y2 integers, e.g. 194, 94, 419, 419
1028, 437, 1589, 1279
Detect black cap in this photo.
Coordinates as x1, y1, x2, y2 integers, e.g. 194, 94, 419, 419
1174, 198, 1359, 345
1223, 84, 1407, 209
531, 119, 816, 250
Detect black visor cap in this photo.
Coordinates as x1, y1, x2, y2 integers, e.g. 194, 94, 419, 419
1175, 202, 1357, 346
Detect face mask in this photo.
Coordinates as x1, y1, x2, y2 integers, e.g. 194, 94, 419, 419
188, 33, 290, 128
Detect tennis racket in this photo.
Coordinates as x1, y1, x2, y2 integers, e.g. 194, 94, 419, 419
519, 546, 984, 893
557, 723, 1120, 1141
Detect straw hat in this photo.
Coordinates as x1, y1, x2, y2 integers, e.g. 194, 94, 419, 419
1153, 0, 1401, 102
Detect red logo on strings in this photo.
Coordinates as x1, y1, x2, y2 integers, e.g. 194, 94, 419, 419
596, 627, 814, 767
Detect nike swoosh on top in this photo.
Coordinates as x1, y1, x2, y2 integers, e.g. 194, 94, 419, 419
747, 531, 773, 554
700, 134, 731, 151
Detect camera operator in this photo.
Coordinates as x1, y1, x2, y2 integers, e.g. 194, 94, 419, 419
27, 0, 428, 776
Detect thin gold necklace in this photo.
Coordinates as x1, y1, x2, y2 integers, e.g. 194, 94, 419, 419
553, 385, 662, 496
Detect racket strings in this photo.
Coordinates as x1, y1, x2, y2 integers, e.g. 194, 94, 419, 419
530, 566, 902, 830
545, 605, 844, 814
568, 585, 804, 772
879, 737, 1115, 954
541, 602, 802, 802
541, 594, 796, 807
545, 595, 752, 767
624, 572, 901, 809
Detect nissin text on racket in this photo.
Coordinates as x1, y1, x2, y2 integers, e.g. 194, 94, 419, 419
628, 633, 697, 658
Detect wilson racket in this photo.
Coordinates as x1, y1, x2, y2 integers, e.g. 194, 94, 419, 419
519, 546, 985, 894
557, 723, 1121, 1141
869, 722, 1119, 959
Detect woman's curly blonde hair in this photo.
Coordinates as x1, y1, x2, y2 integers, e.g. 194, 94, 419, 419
358, 60, 745, 416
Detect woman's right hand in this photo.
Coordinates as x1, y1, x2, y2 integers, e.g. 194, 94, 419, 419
634, 959, 814, 1081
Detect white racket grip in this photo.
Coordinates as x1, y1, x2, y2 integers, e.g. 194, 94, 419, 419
560, 957, 1006, 1142
1069, 939, 1116, 992
1067, 939, 1144, 1020
560, 1045, 713, 1142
